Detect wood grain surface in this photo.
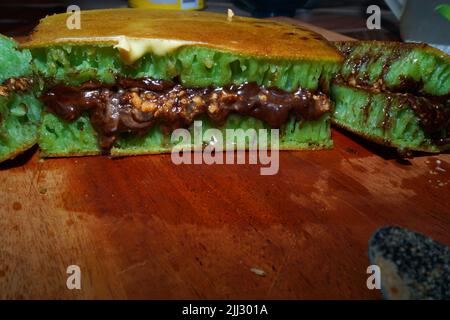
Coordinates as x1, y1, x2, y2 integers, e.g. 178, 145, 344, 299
0, 19, 448, 300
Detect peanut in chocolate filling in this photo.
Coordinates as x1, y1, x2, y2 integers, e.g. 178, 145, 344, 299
0, 77, 33, 96
41, 77, 332, 150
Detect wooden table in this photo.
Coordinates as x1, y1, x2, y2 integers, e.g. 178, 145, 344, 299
0, 20, 449, 300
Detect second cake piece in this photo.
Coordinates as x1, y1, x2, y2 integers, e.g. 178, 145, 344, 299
331, 41, 450, 153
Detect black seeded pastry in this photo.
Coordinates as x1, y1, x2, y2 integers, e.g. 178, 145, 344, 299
369, 226, 450, 300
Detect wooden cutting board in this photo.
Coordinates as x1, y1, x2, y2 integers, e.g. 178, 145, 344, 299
0, 19, 449, 300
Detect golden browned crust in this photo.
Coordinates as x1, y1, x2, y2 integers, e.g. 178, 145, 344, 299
39, 150, 103, 158
40, 142, 333, 158
109, 144, 332, 156
22, 8, 342, 62
0, 139, 37, 163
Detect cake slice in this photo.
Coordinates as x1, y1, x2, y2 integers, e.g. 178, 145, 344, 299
22, 8, 342, 157
331, 41, 450, 153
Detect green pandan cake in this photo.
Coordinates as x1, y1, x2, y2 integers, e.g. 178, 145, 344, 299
332, 41, 450, 153
21, 8, 342, 157
0, 35, 41, 162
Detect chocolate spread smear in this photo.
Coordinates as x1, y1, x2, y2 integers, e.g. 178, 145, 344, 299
41, 78, 331, 150
398, 94, 450, 137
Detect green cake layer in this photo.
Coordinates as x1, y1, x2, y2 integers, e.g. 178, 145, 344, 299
0, 92, 42, 162
331, 83, 449, 153
39, 113, 331, 157
334, 41, 450, 96
32, 45, 338, 156
31, 45, 339, 90
0, 36, 41, 162
0, 36, 33, 83
331, 41, 450, 153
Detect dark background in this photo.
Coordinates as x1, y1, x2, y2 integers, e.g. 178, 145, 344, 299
0, 0, 400, 40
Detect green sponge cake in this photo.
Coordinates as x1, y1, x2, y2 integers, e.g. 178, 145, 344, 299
331, 41, 450, 154
331, 84, 449, 153
22, 8, 342, 157
335, 41, 450, 96
0, 35, 41, 162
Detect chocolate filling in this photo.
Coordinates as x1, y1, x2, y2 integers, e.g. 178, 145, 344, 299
398, 94, 450, 138
41, 78, 331, 150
